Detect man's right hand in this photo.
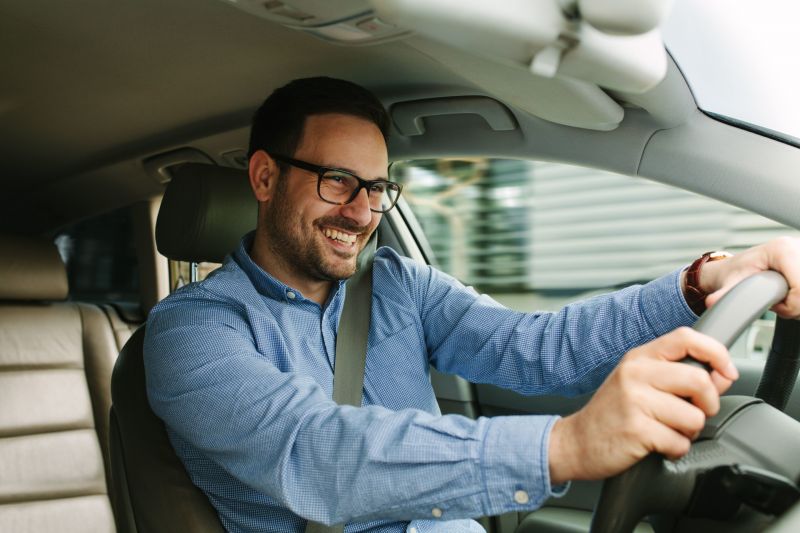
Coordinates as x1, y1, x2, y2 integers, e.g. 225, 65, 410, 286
547, 327, 740, 484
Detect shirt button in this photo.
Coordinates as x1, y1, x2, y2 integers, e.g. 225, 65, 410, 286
431, 507, 443, 518
514, 490, 530, 504
409, 528, 418, 533
286, 291, 296, 300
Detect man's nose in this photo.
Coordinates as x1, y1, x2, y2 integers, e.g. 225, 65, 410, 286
340, 187, 373, 226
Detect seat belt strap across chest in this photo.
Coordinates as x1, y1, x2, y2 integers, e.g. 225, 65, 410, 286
305, 235, 377, 533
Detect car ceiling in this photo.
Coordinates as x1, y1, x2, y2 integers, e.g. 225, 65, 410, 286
0, 0, 465, 188
2, 0, 800, 235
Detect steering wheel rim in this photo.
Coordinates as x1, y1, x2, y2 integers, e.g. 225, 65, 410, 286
590, 271, 792, 533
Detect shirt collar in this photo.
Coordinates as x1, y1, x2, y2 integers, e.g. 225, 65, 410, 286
232, 231, 345, 305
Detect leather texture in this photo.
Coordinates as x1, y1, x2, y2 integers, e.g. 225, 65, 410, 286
111, 163, 243, 532
0, 495, 116, 533
110, 327, 225, 533
78, 303, 124, 492
0, 304, 117, 532
0, 233, 68, 300
0, 430, 106, 500
143, 165, 383, 532
0, 367, 94, 435
155, 163, 257, 264
0, 234, 119, 532
101, 304, 137, 351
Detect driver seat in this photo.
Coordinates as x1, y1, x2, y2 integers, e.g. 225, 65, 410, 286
109, 163, 256, 533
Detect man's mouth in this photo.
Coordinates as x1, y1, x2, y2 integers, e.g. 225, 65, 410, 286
322, 227, 358, 246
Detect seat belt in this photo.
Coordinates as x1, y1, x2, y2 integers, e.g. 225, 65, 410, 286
305, 234, 377, 533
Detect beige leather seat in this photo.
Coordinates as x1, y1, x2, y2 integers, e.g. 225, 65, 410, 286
110, 163, 255, 533
0, 234, 119, 532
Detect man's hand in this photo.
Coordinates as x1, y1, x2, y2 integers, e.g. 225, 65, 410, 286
548, 327, 739, 484
692, 237, 800, 318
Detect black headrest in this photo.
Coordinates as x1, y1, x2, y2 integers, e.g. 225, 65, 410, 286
155, 164, 256, 264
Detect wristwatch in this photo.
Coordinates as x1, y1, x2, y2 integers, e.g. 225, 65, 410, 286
685, 251, 733, 315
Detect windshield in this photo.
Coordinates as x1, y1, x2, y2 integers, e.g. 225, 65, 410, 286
664, 0, 800, 143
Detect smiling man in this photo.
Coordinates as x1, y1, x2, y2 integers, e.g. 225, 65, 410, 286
247, 111, 390, 304
144, 77, 800, 533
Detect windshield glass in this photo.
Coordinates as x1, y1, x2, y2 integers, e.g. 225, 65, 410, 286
664, 0, 800, 142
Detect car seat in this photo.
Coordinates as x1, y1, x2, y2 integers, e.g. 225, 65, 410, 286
109, 163, 255, 533
0, 233, 119, 532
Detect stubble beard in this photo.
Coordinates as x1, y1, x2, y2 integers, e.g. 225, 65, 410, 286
262, 180, 370, 282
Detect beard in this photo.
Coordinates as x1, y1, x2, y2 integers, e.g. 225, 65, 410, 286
262, 178, 371, 281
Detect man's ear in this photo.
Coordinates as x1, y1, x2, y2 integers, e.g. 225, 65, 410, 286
248, 150, 279, 202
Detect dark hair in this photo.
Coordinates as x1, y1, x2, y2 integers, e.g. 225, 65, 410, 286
247, 77, 390, 160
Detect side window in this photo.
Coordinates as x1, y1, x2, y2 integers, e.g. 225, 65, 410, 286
169, 260, 221, 291
393, 158, 799, 361
55, 206, 140, 304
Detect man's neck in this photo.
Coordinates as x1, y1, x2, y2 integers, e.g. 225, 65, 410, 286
249, 231, 333, 305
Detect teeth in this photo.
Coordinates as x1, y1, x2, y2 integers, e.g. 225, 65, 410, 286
323, 228, 357, 244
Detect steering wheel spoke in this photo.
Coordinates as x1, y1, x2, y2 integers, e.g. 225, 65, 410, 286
590, 272, 800, 533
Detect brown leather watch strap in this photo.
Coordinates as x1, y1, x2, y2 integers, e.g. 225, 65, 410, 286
685, 251, 731, 315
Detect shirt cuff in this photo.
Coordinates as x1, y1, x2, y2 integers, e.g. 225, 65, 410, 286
638, 267, 698, 337
479, 414, 566, 516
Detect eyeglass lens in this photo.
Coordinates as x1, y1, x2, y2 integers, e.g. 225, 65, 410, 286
319, 170, 401, 212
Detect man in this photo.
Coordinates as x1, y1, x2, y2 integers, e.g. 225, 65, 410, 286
144, 77, 800, 532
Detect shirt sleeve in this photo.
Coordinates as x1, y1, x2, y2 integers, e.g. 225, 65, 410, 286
381, 251, 697, 396
144, 288, 563, 526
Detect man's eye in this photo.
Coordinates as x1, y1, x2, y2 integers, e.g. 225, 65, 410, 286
323, 173, 350, 185
370, 182, 387, 193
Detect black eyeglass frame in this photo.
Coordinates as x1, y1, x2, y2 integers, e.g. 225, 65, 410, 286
271, 154, 403, 213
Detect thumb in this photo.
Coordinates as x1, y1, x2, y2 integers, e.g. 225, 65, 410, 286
704, 288, 727, 309
704, 271, 755, 309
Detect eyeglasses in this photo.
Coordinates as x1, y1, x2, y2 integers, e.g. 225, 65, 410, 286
271, 154, 403, 213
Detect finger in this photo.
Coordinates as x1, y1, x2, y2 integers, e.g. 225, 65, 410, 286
710, 370, 734, 394
711, 286, 800, 319
704, 268, 752, 309
772, 298, 800, 319
646, 389, 707, 438
645, 327, 739, 381
645, 360, 721, 416
705, 286, 736, 310
701, 255, 755, 310
641, 418, 693, 460
769, 236, 800, 286
764, 237, 800, 317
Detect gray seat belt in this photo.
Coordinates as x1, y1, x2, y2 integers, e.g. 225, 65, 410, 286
305, 234, 377, 533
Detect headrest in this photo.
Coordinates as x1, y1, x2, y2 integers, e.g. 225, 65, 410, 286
0, 233, 68, 301
156, 163, 257, 264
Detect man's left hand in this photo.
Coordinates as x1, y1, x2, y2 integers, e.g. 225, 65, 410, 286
693, 237, 800, 318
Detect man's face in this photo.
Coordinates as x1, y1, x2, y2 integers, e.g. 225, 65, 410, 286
262, 113, 388, 282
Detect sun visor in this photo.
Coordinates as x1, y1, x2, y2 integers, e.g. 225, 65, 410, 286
370, 0, 674, 130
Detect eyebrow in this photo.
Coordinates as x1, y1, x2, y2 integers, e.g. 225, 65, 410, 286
327, 164, 389, 182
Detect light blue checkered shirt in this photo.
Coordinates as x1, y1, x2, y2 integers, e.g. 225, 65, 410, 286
144, 233, 696, 532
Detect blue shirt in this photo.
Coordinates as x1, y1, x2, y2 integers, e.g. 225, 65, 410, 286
144, 233, 696, 532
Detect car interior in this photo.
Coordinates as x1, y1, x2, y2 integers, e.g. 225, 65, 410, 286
2, 0, 800, 532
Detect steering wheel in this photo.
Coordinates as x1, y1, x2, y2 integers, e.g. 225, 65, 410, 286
590, 271, 800, 533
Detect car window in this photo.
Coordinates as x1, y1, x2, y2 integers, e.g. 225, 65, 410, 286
55, 206, 140, 304
169, 260, 221, 290
393, 158, 800, 361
